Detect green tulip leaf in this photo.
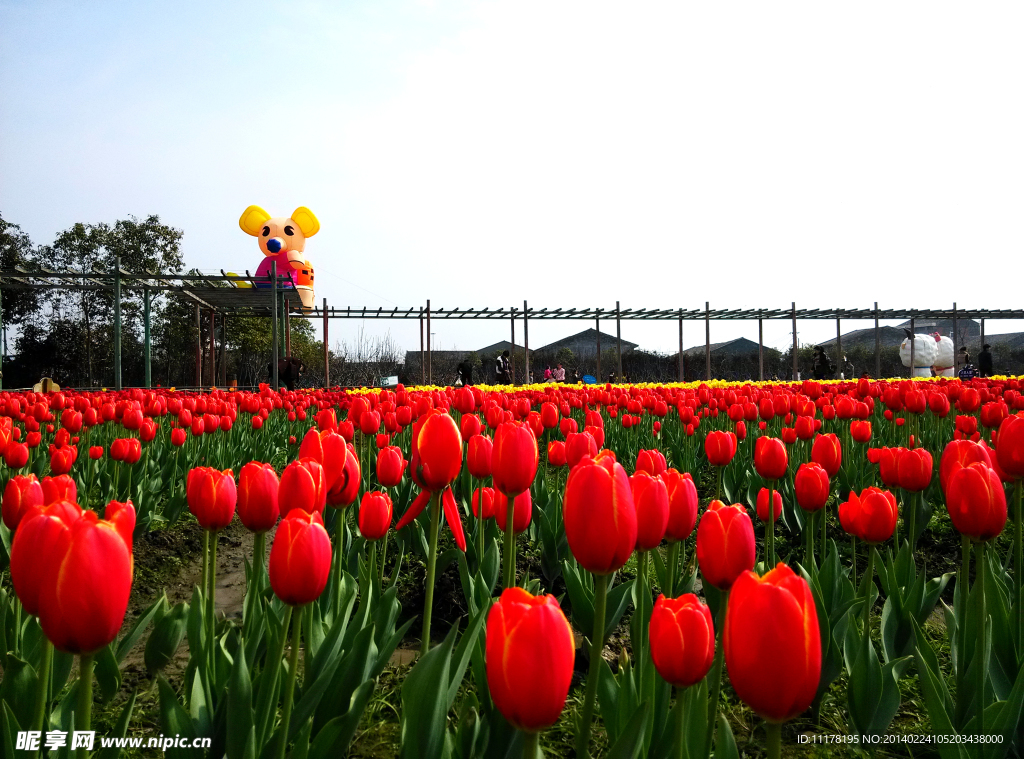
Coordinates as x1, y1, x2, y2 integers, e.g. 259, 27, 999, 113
145, 601, 189, 675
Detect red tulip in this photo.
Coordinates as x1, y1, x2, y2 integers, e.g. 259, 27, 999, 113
636, 448, 667, 476
630, 471, 669, 551
850, 420, 872, 444
376, 445, 407, 488
995, 413, 1024, 480
326, 445, 361, 507
495, 489, 532, 534
563, 451, 637, 575
269, 510, 332, 605
662, 469, 698, 542
4, 442, 29, 469
756, 487, 782, 522
2, 474, 44, 531
869, 447, 902, 488
838, 487, 898, 544
472, 487, 497, 519
468, 435, 493, 479
460, 413, 483, 440
705, 430, 737, 467
492, 421, 539, 499
649, 593, 715, 688
359, 490, 393, 541
696, 501, 755, 591
724, 564, 820, 723
359, 410, 381, 436
237, 462, 280, 532
299, 428, 348, 491
41, 475, 77, 506
754, 436, 788, 480
410, 410, 462, 492
540, 402, 559, 430
50, 446, 75, 475
89, 445, 104, 459
939, 439, 993, 491
897, 447, 933, 492
186, 467, 237, 530
565, 431, 598, 468
946, 462, 1007, 542
10, 500, 83, 615
547, 440, 567, 467
811, 433, 842, 477
794, 463, 829, 512
485, 587, 574, 732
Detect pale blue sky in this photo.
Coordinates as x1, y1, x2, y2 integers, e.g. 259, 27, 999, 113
3, 1, 1023, 358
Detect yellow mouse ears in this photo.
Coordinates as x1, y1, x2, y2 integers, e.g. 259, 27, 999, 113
238, 206, 320, 237
239, 205, 271, 236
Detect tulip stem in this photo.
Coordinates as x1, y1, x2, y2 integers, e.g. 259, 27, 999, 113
636, 550, 648, 698
575, 572, 609, 759
674, 685, 687, 759
31, 637, 52, 741
767, 481, 776, 568
766, 721, 782, 759
908, 489, 917, 551
379, 529, 389, 587
201, 529, 209, 603
522, 730, 541, 759
76, 654, 94, 759
976, 540, 986, 740
368, 539, 378, 587
421, 492, 442, 658
959, 534, 970, 692
850, 536, 857, 588
333, 515, 345, 619
703, 590, 729, 759
277, 604, 303, 759
208, 530, 218, 676
863, 547, 876, 631
253, 531, 266, 595
476, 500, 487, 580
666, 542, 680, 598
715, 466, 722, 501
820, 498, 827, 565
1015, 481, 1022, 657
503, 492, 518, 589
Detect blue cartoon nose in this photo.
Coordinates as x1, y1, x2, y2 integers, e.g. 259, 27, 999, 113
267, 237, 284, 253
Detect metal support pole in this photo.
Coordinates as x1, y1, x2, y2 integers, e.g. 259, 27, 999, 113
981, 318, 986, 361
285, 299, 291, 357
615, 300, 623, 382
910, 316, 916, 377
874, 302, 880, 378
791, 302, 798, 381
195, 304, 202, 387
596, 313, 601, 381
510, 307, 516, 385
678, 309, 684, 382
836, 318, 842, 380
220, 316, 228, 386
419, 309, 424, 385
143, 285, 152, 389
113, 256, 122, 390
758, 315, 764, 381
952, 302, 958, 369
426, 299, 432, 385
323, 298, 330, 387
271, 262, 279, 389
705, 301, 711, 381
209, 309, 216, 386
523, 300, 530, 383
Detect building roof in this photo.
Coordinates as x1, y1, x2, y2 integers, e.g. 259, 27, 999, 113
680, 337, 766, 357
477, 340, 534, 357
535, 328, 639, 353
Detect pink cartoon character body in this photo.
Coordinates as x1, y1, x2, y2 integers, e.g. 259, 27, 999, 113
238, 205, 319, 310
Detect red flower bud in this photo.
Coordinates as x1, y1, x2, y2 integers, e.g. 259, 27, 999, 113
649, 593, 715, 688
269, 510, 332, 606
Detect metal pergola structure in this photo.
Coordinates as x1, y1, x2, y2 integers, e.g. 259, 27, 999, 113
3, 264, 1023, 389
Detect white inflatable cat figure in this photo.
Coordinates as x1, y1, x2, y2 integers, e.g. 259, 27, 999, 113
930, 332, 955, 377
900, 329, 938, 377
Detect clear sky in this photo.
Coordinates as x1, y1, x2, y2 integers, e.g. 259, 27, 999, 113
3, 1, 1022, 358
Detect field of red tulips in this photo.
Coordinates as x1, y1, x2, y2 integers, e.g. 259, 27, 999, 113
2, 376, 1024, 758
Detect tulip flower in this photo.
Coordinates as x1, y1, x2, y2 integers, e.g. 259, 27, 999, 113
754, 436, 787, 481
325, 445, 361, 508
850, 420, 872, 444
493, 421, 538, 498
299, 427, 348, 492
808, 433, 840, 477
897, 447, 932, 492
486, 588, 574, 747
724, 565, 820, 737
237, 462, 280, 533
472, 487, 496, 519
939, 439, 992, 491
630, 471, 669, 552
187, 467, 238, 531
696, 501, 755, 592
2, 474, 44, 531
279, 458, 327, 517
946, 462, 1007, 543
270, 509, 332, 605
547, 440, 567, 467
4, 441, 29, 469
839, 487, 898, 545
794, 462, 829, 513
564, 450, 636, 759
565, 431, 598, 468
359, 489, 393, 578
494, 489, 532, 535
376, 445, 406, 488
649, 593, 715, 687
756, 487, 782, 523
636, 448, 667, 476
704, 431, 737, 498
41, 474, 77, 506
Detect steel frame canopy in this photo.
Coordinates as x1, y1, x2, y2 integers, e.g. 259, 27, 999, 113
3, 263, 1022, 389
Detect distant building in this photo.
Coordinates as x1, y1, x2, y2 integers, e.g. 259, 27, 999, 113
477, 340, 534, 358
535, 328, 638, 357
679, 337, 763, 358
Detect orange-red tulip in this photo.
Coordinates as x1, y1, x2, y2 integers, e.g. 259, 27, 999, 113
724, 564, 820, 723
946, 462, 1007, 542
2, 474, 43, 531
754, 436, 788, 480
279, 458, 327, 517
410, 410, 462, 492
186, 467, 237, 530
359, 490, 393, 541
630, 471, 669, 551
563, 451, 637, 575
662, 469, 698, 542
376, 445, 406, 488
696, 501, 755, 591
838, 487, 898, 544
705, 430, 737, 467
649, 593, 715, 687
485, 587, 574, 732
237, 462, 280, 532
495, 489, 532, 535
269, 510, 332, 605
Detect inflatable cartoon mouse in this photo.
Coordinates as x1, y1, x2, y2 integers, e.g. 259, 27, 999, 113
930, 332, 955, 377
238, 206, 319, 310
899, 328, 938, 377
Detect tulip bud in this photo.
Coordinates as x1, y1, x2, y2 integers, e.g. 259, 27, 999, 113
279, 458, 328, 516
630, 471, 669, 551
696, 501, 755, 591
485, 588, 574, 731
946, 462, 1007, 542
492, 421, 538, 497
754, 436, 788, 481
237, 462, 280, 532
2, 474, 44, 531
494, 489, 532, 534
649, 594, 715, 687
359, 491, 393, 541
269, 510, 332, 606
794, 462, 829, 512
376, 446, 407, 488
410, 410, 462, 492
662, 469, 698, 542
838, 487, 898, 544
468, 435, 493, 479
186, 467, 237, 530
564, 451, 637, 575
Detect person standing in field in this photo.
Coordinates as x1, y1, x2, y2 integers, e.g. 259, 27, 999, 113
553, 363, 566, 382
979, 344, 993, 377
